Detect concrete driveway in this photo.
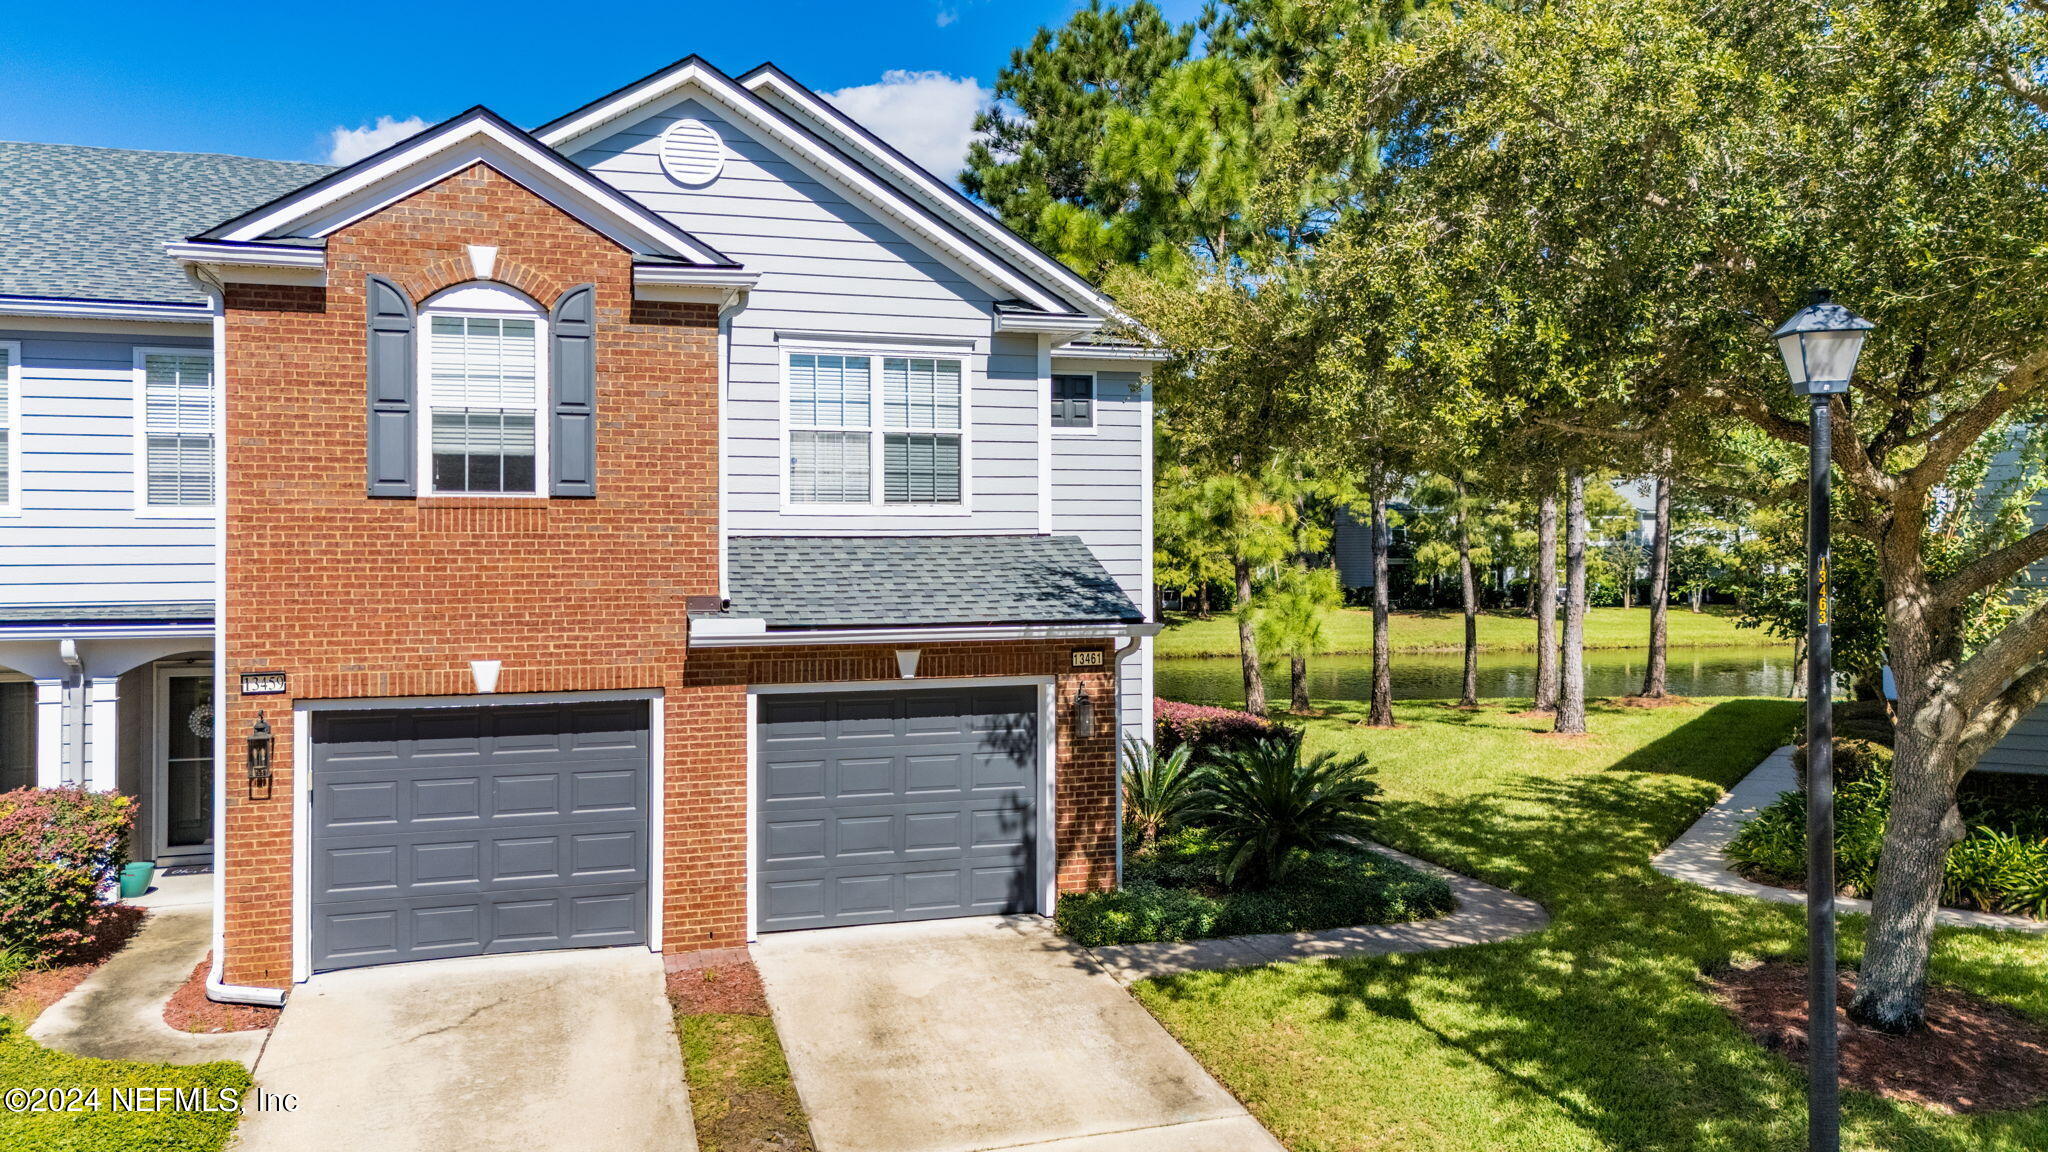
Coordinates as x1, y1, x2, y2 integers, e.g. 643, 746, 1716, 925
234, 948, 693, 1152
751, 916, 1281, 1152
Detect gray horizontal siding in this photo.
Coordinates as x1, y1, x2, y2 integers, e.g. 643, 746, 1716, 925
1, 328, 213, 607
572, 97, 1040, 535
1978, 704, 2048, 776
1050, 369, 1149, 734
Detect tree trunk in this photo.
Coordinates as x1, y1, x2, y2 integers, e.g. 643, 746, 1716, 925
1290, 655, 1310, 714
1641, 473, 1672, 698
1197, 582, 1211, 619
1690, 583, 1703, 613
1456, 479, 1479, 707
1849, 717, 1969, 1033
1534, 489, 1560, 711
1555, 474, 1588, 735
1236, 558, 1267, 717
1368, 489, 1395, 727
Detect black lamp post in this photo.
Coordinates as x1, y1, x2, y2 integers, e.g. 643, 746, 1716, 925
1771, 291, 1873, 1152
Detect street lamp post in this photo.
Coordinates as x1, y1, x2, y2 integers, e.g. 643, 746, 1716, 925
1771, 291, 1874, 1152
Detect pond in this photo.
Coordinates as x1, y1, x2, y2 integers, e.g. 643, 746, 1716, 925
1155, 645, 1798, 708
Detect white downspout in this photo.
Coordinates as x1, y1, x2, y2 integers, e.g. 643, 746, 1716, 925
58, 640, 83, 785
190, 271, 286, 1009
1110, 632, 1144, 889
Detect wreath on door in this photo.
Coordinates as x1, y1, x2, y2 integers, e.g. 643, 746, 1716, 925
188, 702, 213, 740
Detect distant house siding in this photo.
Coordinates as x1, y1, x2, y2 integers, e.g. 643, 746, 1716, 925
1051, 364, 1150, 738
1333, 505, 1374, 591
0, 326, 213, 607
569, 97, 1041, 537
1978, 704, 2048, 776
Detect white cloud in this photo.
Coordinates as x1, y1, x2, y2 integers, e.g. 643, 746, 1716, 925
825, 70, 990, 182
935, 6, 959, 26
325, 115, 430, 166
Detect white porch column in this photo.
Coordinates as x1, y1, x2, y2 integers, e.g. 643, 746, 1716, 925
33, 680, 63, 788
86, 676, 121, 792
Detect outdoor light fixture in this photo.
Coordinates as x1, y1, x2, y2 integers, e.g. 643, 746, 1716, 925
1773, 291, 1873, 397
247, 711, 274, 785
1774, 289, 1873, 1152
1073, 686, 1096, 739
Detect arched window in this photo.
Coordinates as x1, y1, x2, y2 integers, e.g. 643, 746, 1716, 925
418, 282, 547, 495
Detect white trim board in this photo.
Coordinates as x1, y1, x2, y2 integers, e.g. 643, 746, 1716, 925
689, 622, 1159, 648
151, 663, 216, 862
0, 340, 19, 518
743, 675, 1059, 939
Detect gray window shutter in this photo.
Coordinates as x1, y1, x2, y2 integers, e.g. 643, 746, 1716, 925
366, 276, 416, 496
550, 284, 597, 498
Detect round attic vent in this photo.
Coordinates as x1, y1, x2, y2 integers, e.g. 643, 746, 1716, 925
659, 119, 724, 187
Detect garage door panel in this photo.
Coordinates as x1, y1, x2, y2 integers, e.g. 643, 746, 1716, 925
756, 686, 1038, 932
310, 702, 648, 972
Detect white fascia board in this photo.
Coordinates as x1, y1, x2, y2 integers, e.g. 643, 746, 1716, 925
166, 242, 328, 287
1052, 342, 1175, 363
995, 310, 1104, 336
633, 265, 759, 308
740, 68, 1125, 321
0, 623, 213, 641
688, 620, 1163, 648
210, 116, 730, 268
0, 296, 210, 324
535, 63, 1076, 315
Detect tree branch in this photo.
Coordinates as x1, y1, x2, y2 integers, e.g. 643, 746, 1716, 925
1935, 521, 2048, 609
1959, 658, 2048, 775
1900, 349, 2048, 499
1950, 597, 2048, 718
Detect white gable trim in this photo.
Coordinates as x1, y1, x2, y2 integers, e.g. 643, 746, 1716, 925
203, 109, 732, 268
740, 66, 1124, 322
535, 59, 1086, 317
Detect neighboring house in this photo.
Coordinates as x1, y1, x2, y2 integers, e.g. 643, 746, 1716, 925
0, 55, 1162, 999
1330, 503, 1409, 594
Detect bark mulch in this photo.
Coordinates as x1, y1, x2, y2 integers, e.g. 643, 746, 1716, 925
164, 954, 280, 1033
667, 960, 771, 1017
1708, 961, 2048, 1113
0, 905, 147, 1028
1611, 694, 1700, 709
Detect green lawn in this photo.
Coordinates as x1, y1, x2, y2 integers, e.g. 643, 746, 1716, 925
1131, 698, 2048, 1151
1157, 605, 1771, 658
0, 1024, 248, 1152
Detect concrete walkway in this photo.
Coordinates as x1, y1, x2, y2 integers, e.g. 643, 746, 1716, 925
235, 948, 694, 1152
1088, 841, 1550, 984
752, 916, 1283, 1152
28, 905, 269, 1067
1652, 745, 2048, 935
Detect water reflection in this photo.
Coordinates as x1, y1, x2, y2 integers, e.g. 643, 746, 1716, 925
1156, 646, 1797, 708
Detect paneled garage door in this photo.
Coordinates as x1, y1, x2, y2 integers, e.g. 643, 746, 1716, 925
756, 686, 1040, 932
309, 700, 650, 972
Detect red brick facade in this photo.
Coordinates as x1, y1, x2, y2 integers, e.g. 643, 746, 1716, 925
218, 162, 1118, 988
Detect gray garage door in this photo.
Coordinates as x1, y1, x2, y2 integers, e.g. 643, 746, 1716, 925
310, 700, 649, 972
756, 686, 1039, 932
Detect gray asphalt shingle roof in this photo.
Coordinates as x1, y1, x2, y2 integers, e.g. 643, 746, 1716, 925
0, 601, 213, 626
0, 140, 330, 305
725, 535, 1144, 629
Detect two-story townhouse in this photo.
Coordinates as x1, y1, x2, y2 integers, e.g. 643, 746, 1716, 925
0, 55, 1161, 1002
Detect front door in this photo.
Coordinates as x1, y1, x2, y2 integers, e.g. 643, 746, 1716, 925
157, 669, 214, 858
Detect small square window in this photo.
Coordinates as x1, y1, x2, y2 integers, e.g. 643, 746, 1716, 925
1052, 374, 1093, 428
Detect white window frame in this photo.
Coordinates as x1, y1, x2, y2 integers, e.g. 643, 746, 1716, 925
0, 341, 20, 517
778, 340, 974, 516
132, 346, 217, 519
1050, 370, 1097, 436
416, 284, 551, 499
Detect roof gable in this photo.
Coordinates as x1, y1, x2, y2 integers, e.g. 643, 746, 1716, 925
199, 107, 733, 267
534, 57, 1103, 318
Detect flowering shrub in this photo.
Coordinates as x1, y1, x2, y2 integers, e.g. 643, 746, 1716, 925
0, 786, 136, 962
1153, 698, 1288, 758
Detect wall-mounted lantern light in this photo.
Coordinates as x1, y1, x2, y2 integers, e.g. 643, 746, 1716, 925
248, 711, 275, 785
1073, 686, 1096, 739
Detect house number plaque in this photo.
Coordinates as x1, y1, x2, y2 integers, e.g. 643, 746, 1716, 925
240, 672, 288, 696
1070, 650, 1105, 668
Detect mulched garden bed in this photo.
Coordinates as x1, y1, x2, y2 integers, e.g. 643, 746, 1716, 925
666, 960, 816, 1152
1612, 694, 1699, 709
164, 954, 280, 1033
1707, 961, 2048, 1113
666, 960, 770, 1016
0, 905, 147, 1027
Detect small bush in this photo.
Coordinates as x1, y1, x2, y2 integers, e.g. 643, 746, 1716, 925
1121, 734, 1207, 850
1154, 699, 1289, 759
0, 787, 136, 963
1792, 736, 1894, 787
1198, 738, 1381, 887
1726, 762, 2048, 918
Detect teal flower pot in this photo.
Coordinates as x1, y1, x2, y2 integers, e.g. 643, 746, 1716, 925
118, 861, 155, 899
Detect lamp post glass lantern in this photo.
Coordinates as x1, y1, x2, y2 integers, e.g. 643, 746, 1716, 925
1772, 290, 1871, 1152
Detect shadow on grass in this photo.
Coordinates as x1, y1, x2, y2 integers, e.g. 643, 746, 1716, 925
1138, 699, 2048, 1151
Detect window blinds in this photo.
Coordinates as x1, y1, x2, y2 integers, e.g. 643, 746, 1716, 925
143, 352, 214, 506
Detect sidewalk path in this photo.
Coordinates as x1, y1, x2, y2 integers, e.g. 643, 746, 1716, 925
1651, 745, 2048, 935
1089, 841, 1551, 985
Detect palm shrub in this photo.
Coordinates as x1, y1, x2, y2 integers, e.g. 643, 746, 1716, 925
1197, 736, 1381, 888
1121, 733, 1206, 849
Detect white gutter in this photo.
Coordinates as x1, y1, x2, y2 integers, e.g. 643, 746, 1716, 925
165, 241, 327, 270
188, 271, 287, 1009
1110, 632, 1144, 889
0, 296, 209, 324
687, 620, 1164, 648
0, 623, 212, 642
58, 641, 83, 786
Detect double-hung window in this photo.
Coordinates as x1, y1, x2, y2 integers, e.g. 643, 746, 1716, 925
136, 349, 215, 512
788, 351, 964, 507
0, 342, 18, 515
421, 285, 545, 495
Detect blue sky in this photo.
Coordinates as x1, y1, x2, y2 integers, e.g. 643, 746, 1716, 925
0, 1, 1206, 178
